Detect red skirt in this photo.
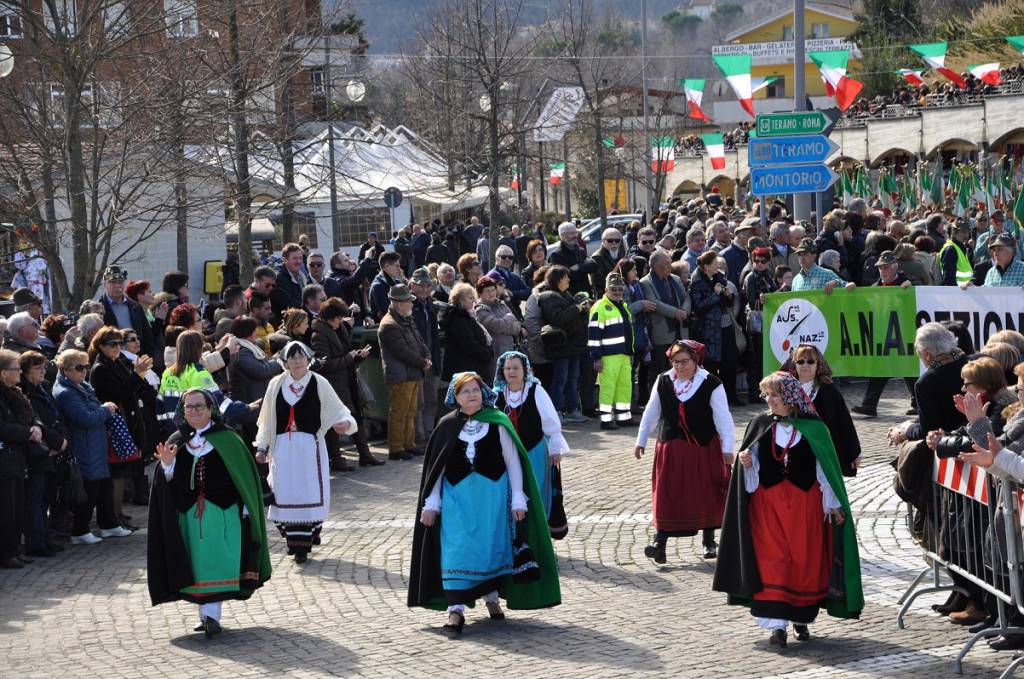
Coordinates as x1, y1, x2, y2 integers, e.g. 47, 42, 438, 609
750, 480, 831, 619
651, 436, 729, 535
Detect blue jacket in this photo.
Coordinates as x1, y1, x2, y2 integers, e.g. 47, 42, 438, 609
368, 271, 402, 322
486, 266, 531, 305
688, 270, 730, 363
53, 375, 112, 482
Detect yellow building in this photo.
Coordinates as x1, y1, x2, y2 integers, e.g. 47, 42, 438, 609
714, 2, 860, 101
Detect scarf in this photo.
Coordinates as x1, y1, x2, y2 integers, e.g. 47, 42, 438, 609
236, 337, 267, 361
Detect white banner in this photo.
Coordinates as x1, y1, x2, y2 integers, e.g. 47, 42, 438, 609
533, 87, 585, 143
914, 286, 1024, 351
712, 38, 860, 66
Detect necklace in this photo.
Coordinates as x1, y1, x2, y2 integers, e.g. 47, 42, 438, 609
672, 373, 694, 398
462, 419, 485, 436
503, 384, 526, 430
771, 422, 798, 470
289, 382, 306, 397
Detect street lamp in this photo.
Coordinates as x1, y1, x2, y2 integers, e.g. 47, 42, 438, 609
345, 79, 366, 103
0, 44, 13, 78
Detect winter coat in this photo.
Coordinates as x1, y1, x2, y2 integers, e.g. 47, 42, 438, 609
378, 308, 430, 384
310, 318, 360, 410
441, 305, 493, 381
588, 247, 625, 297
688, 269, 733, 363
90, 353, 157, 459
548, 242, 598, 295
475, 298, 521, 378
0, 384, 34, 480
522, 290, 548, 365
227, 343, 283, 406
20, 377, 69, 474
52, 375, 113, 482
412, 297, 442, 374
101, 295, 157, 366
639, 272, 691, 347
536, 286, 588, 361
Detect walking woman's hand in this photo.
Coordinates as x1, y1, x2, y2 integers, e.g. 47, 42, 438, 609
551, 453, 562, 468
634, 446, 645, 460
739, 449, 753, 469
155, 442, 177, 466
421, 509, 437, 527
512, 509, 526, 521
828, 508, 845, 525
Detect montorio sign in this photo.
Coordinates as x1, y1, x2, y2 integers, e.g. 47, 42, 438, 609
712, 38, 859, 64
762, 287, 1024, 376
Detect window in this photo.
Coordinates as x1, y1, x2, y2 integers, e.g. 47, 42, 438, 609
766, 77, 785, 98
164, 0, 197, 38
782, 24, 792, 41
311, 68, 325, 95
811, 22, 829, 39
0, 3, 21, 38
44, 0, 76, 36
337, 207, 389, 247
104, 2, 131, 40
41, 82, 122, 128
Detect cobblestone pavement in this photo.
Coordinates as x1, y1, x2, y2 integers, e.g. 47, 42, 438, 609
1, 381, 1019, 678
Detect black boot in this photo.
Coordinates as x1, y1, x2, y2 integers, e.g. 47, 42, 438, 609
769, 629, 787, 648
644, 533, 667, 564
794, 624, 810, 641
933, 591, 968, 615
702, 529, 718, 559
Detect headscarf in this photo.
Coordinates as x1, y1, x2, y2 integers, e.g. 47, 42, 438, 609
444, 371, 497, 408
769, 371, 817, 417
492, 351, 539, 391
779, 344, 833, 385
277, 340, 315, 368
666, 339, 706, 366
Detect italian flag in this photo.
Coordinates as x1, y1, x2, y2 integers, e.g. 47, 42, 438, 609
896, 69, 924, 87
808, 50, 863, 111
910, 42, 966, 88
702, 133, 725, 170
510, 166, 522, 190
1008, 36, 1024, 54
713, 54, 754, 118
549, 162, 565, 186
681, 78, 710, 122
969, 63, 1001, 86
650, 137, 675, 173
751, 76, 779, 94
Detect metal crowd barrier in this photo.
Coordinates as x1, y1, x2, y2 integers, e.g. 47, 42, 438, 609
897, 453, 1024, 676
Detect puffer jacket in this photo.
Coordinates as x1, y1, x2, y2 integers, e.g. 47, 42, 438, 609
475, 298, 520, 377
0, 384, 34, 480
441, 305, 492, 381
52, 375, 112, 482
377, 308, 429, 383
536, 285, 588, 361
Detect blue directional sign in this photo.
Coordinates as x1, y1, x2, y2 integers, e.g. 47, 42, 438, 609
748, 134, 840, 168
750, 164, 838, 197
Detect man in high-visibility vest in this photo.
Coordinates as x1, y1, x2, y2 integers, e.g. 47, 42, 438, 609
588, 273, 634, 430
939, 221, 973, 286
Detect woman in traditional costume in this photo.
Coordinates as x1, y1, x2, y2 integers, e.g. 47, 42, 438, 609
713, 371, 863, 649
407, 372, 561, 638
635, 340, 734, 563
781, 344, 861, 477
147, 388, 271, 639
493, 351, 569, 536
254, 341, 355, 563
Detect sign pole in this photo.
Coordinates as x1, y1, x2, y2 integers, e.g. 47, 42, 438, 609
792, 0, 810, 222
538, 141, 546, 212
563, 137, 571, 220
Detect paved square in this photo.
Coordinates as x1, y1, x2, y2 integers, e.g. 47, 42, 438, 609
1, 382, 1017, 678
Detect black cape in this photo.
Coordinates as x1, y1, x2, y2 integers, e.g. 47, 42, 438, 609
812, 382, 861, 477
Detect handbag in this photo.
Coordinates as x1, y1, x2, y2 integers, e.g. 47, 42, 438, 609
106, 412, 140, 463
729, 309, 748, 355
548, 465, 568, 540
511, 519, 541, 583
540, 324, 567, 351
745, 308, 763, 334
62, 458, 88, 507
356, 368, 375, 406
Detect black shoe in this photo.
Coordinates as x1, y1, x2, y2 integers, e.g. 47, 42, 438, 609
294, 552, 308, 564
906, 407, 919, 416
26, 548, 56, 558
794, 624, 810, 641
969, 616, 997, 634
388, 451, 414, 461
989, 634, 1024, 651
120, 513, 133, 522
46, 541, 65, 552
703, 543, 717, 559
193, 623, 205, 632
851, 405, 877, 418
330, 458, 356, 472
599, 421, 619, 431
359, 454, 385, 467
408, 448, 426, 457
131, 496, 150, 507
203, 617, 222, 639
644, 543, 667, 564
617, 418, 637, 428
486, 601, 506, 620
769, 629, 788, 648
582, 408, 600, 420
443, 611, 465, 639
120, 520, 141, 531
933, 591, 968, 615
15, 554, 33, 564
0, 557, 24, 569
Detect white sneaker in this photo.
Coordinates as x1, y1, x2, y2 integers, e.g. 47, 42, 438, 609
71, 532, 103, 545
99, 526, 132, 538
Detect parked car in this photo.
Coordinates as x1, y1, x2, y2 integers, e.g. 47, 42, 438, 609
547, 213, 642, 258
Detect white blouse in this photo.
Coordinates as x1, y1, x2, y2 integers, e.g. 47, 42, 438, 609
501, 382, 570, 457
742, 422, 840, 511
635, 368, 735, 454
423, 421, 529, 513
160, 422, 214, 478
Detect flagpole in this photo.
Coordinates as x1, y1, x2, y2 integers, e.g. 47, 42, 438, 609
564, 137, 571, 220
538, 142, 546, 212
640, 0, 654, 216
792, 0, 810, 222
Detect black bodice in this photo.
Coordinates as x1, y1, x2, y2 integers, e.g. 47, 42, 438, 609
443, 423, 507, 486
275, 378, 322, 435
496, 386, 543, 451
166, 432, 241, 512
754, 426, 817, 491
656, 373, 722, 446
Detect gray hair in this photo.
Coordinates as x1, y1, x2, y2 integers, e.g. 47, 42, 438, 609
790, 225, 806, 239
437, 263, 456, 278
914, 322, 958, 357
601, 227, 622, 241
7, 312, 36, 340
686, 228, 706, 245
819, 249, 841, 270
558, 221, 576, 238
638, 226, 656, 239
495, 244, 515, 258
649, 251, 671, 268
847, 197, 867, 215
77, 312, 104, 339
769, 221, 790, 241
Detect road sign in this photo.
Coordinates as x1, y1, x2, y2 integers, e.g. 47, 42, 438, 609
755, 111, 830, 137
748, 134, 840, 167
383, 187, 403, 208
750, 164, 838, 196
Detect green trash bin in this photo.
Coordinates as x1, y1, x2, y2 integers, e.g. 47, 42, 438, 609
352, 325, 389, 440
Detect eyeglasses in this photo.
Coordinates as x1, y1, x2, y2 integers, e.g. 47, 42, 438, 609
182, 404, 210, 412
640, 240, 655, 245
604, 238, 621, 244
1, 366, 20, 373
71, 364, 89, 372
795, 359, 816, 365
309, 262, 324, 268
102, 340, 125, 347
125, 336, 139, 343
753, 258, 769, 264
498, 255, 513, 260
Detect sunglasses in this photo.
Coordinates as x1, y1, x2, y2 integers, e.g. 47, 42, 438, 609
125, 336, 139, 343
795, 359, 816, 365
498, 255, 513, 260
102, 340, 125, 347
753, 258, 769, 264
604, 238, 621, 244
640, 240, 655, 245
309, 262, 324, 268
71, 364, 89, 372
